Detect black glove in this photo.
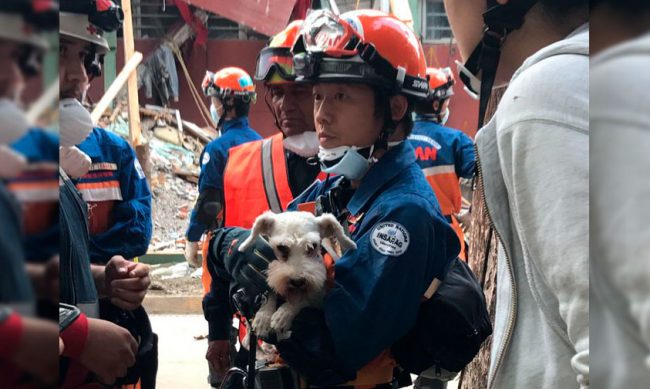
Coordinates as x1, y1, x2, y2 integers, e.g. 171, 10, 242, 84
211, 227, 276, 303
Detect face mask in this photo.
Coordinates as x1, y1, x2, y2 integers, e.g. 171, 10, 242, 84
210, 104, 220, 126
318, 145, 375, 181
59, 146, 92, 178
59, 98, 94, 147
0, 145, 28, 178
283, 131, 320, 158
0, 98, 30, 145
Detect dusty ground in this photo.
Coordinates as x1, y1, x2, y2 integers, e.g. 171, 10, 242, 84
149, 262, 204, 296
151, 314, 460, 389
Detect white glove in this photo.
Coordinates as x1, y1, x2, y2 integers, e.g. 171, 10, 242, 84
185, 241, 201, 268
59, 146, 92, 178
0, 145, 27, 178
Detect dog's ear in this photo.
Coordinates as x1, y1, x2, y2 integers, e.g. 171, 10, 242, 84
316, 213, 357, 252
239, 211, 276, 252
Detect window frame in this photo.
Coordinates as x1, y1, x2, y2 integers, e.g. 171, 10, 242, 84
420, 0, 455, 44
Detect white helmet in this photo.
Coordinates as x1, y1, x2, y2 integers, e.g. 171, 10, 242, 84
0, 12, 48, 49
59, 11, 109, 53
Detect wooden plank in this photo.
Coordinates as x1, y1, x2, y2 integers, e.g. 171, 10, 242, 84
122, 0, 142, 147
90, 52, 143, 124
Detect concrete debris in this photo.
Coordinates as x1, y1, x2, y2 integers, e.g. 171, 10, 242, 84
97, 101, 216, 249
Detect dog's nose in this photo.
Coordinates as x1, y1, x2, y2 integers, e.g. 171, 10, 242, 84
289, 278, 306, 289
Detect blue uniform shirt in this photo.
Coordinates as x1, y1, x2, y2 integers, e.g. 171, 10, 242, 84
76, 128, 152, 263
186, 117, 262, 241
287, 141, 460, 372
409, 116, 475, 180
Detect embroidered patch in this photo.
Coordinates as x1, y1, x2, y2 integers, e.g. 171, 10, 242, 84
134, 158, 145, 179
89, 162, 118, 171
202, 152, 210, 165
370, 222, 410, 257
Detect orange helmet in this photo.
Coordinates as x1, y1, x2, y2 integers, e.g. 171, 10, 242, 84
202, 67, 257, 102
291, 9, 429, 99
255, 20, 303, 84
426, 67, 454, 101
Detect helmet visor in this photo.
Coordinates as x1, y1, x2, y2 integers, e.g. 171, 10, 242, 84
254, 47, 295, 81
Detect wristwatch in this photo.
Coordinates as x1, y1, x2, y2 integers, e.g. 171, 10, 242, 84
59, 303, 81, 331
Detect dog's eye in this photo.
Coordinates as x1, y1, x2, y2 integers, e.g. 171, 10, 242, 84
306, 243, 319, 257
276, 244, 290, 259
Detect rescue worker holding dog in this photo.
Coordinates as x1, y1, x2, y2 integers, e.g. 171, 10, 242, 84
202, 21, 326, 387
409, 67, 475, 261
205, 9, 460, 387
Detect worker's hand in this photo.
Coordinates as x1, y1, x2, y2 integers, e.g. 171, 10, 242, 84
231, 233, 275, 298
80, 318, 138, 385
104, 256, 151, 311
59, 146, 91, 178
206, 339, 232, 378
11, 317, 59, 385
456, 209, 472, 229
185, 241, 201, 268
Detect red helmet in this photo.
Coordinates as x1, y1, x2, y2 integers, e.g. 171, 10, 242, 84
255, 20, 303, 84
291, 9, 429, 99
202, 67, 257, 103
426, 67, 454, 101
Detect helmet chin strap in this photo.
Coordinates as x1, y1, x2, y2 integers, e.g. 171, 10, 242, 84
263, 88, 282, 133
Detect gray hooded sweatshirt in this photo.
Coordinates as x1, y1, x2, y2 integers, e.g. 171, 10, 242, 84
475, 24, 590, 388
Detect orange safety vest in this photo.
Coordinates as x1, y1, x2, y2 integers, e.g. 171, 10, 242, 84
423, 168, 467, 261
224, 132, 295, 228
201, 133, 329, 292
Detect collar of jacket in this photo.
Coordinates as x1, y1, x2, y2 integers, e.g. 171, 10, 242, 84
413, 113, 443, 124
346, 141, 415, 216
77, 127, 101, 158
221, 117, 250, 133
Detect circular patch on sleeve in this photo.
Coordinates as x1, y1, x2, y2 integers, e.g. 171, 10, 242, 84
202, 152, 211, 165
370, 222, 410, 257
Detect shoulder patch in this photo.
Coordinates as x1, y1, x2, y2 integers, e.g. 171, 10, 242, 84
202, 152, 211, 165
371, 222, 410, 257
134, 158, 145, 180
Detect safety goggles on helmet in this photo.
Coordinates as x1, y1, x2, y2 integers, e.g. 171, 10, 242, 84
201, 71, 257, 103
254, 47, 295, 81
429, 68, 455, 101
292, 10, 429, 98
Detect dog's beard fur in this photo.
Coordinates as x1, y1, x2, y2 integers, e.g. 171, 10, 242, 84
267, 256, 327, 305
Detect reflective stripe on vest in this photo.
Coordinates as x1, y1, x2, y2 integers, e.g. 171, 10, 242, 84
223, 132, 293, 228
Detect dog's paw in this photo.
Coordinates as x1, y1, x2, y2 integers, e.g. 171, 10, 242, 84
257, 342, 279, 363
270, 305, 298, 334
252, 311, 273, 337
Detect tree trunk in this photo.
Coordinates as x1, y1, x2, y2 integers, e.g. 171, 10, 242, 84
458, 86, 507, 389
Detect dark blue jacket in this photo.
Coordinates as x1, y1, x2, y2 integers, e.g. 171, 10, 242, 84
283, 141, 460, 374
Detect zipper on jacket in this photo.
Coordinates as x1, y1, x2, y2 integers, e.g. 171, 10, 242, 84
473, 143, 518, 389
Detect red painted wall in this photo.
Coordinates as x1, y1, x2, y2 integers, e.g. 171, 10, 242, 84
88, 39, 479, 139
